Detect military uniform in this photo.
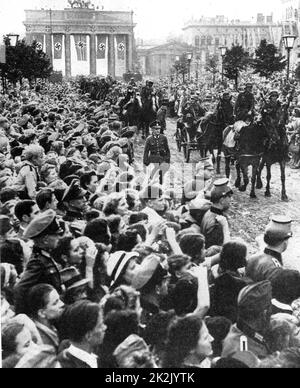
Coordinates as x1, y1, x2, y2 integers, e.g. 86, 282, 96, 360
222, 281, 272, 360
14, 210, 64, 314
217, 94, 235, 126
246, 216, 293, 282
234, 88, 255, 121
143, 122, 170, 166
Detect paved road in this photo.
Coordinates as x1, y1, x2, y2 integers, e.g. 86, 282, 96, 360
135, 118, 300, 271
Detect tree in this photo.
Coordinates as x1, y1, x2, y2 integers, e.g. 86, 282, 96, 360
205, 54, 219, 87
295, 62, 300, 83
223, 45, 250, 90
251, 39, 286, 77
0, 37, 52, 88
173, 54, 189, 83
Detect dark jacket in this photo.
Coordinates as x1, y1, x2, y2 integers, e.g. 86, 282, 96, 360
143, 134, 170, 166
14, 247, 62, 314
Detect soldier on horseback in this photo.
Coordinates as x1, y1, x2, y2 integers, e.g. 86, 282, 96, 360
234, 83, 255, 121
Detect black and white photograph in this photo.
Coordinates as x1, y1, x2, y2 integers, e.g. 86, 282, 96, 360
0, 0, 300, 371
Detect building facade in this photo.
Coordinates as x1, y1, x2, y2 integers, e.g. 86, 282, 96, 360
182, 14, 284, 72
281, 0, 300, 66
23, 6, 135, 78
137, 41, 193, 78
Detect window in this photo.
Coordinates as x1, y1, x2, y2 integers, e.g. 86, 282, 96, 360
195, 36, 200, 48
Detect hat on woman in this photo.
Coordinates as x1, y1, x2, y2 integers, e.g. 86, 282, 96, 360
107, 251, 138, 288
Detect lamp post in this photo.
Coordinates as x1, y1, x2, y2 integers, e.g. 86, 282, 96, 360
1, 33, 19, 94
186, 52, 193, 82
219, 46, 227, 83
282, 35, 297, 81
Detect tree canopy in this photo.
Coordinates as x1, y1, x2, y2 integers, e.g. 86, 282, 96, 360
251, 39, 286, 77
0, 37, 52, 86
223, 45, 250, 89
173, 54, 190, 82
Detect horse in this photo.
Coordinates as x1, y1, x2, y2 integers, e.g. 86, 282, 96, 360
197, 112, 223, 174
140, 95, 158, 139
256, 116, 289, 201
222, 119, 269, 198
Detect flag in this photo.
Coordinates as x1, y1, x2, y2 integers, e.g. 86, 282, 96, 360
116, 35, 126, 61
32, 34, 45, 51
97, 35, 107, 60
53, 34, 63, 60
0, 45, 6, 64
74, 35, 87, 61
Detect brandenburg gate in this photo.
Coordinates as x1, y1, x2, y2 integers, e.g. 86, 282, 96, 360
23, 2, 135, 79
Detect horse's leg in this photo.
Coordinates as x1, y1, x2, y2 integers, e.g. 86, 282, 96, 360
239, 163, 249, 192
280, 161, 288, 202
235, 161, 241, 188
265, 163, 272, 197
225, 154, 231, 179
216, 145, 222, 175
256, 158, 265, 190
250, 160, 259, 199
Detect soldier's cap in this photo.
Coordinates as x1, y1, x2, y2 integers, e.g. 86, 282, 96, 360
113, 334, 150, 368
107, 251, 139, 288
211, 178, 233, 200
61, 267, 90, 291
238, 280, 272, 313
0, 215, 12, 235
120, 126, 136, 139
131, 255, 168, 291
24, 210, 63, 240
150, 120, 161, 129
62, 179, 87, 203
269, 90, 279, 98
265, 215, 293, 241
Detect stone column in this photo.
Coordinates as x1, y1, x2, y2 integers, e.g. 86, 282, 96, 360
108, 34, 115, 78
65, 34, 71, 79
45, 34, 53, 65
127, 34, 133, 72
90, 34, 97, 76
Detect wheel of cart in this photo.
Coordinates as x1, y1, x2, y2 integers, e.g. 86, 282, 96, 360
175, 128, 183, 152
181, 128, 199, 163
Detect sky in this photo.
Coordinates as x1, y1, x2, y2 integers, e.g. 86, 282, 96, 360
0, 0, 283, 40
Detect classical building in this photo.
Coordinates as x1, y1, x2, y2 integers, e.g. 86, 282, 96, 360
137, 41, 193, 78
23, 2, 136, 78
281, 0, 300, 66
182, 14, 285, 73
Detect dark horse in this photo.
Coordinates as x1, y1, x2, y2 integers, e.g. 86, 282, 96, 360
231, 119, 269, 199
198, 112, 223, 174
256, 115, 289, 201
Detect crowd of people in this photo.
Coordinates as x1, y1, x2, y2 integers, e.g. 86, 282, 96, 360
1, 72, 300, 369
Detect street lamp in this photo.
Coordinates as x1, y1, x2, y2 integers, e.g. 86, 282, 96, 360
282, 35, 297, 80
186, 52, 193, 82
219, 46, 227, 82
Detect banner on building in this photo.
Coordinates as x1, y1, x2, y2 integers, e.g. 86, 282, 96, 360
32, 34, 45, 51
97, 35, 107, 60
74, 35, 87, 61
0, 45, 6, 64
116, 35, 126, 61
53, 35, 63, 60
